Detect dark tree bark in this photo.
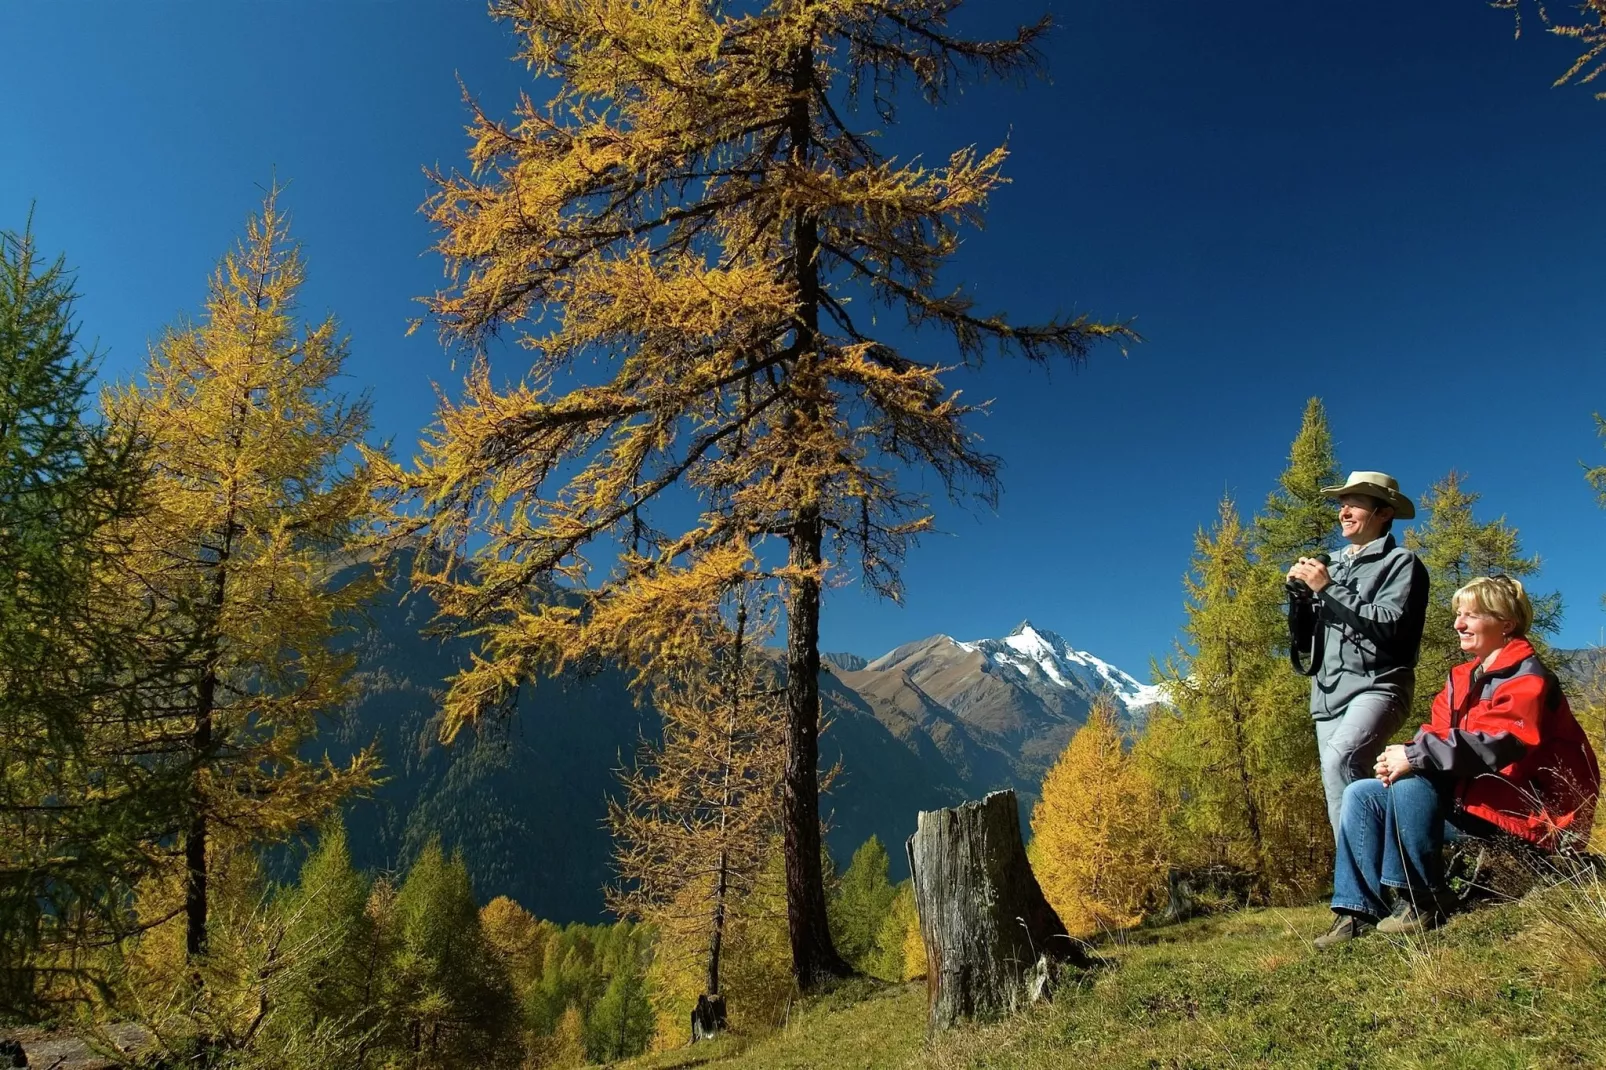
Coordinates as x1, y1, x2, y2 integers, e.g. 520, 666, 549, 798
777, 32, 852, 992
907, 790, 1090, 1033
782, 507, 852, 988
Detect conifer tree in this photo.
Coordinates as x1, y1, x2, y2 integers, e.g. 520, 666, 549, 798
384, 838, 517, 1066
1404, 471, 1559, 721
393, 0, 1131, 988
1029, 695, 1164, 935
607, 591, 785, 1032
587, 943, 653, 1064
1254, 397, 1342, 566
1245, 397, 1339, 886
864, 880, 923, 982
103, 189, 382, 959
828, 836, 898, 969
272, 818, 384, 1057
1496, 0, 1606, 98
0, 220, 185, 1009
550, 1005, 588, 1069
480, 895, 544, 996
1150, 499, 1285, 896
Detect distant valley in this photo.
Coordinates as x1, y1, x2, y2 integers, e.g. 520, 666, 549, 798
324, 567, 1161, 924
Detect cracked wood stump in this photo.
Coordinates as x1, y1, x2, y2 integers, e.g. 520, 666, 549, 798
907, 789, 1089, 1033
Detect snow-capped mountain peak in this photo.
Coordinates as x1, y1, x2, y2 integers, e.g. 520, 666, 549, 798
957, 622, 1163, 711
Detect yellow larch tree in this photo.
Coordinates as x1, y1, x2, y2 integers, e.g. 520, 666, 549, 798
389, 0, 1132, 989
607, 591, 786, 1040
103, 188, 381, 961
1028, 695, 1164, 937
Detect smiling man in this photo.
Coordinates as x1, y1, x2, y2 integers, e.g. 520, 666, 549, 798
1286, 471, 1431, 840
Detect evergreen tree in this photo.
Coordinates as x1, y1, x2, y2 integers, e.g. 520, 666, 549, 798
586, 939, 653, 1064
271, 818, 384, 1057
1028, 696, 1165, 936
828, 836, 899, 970
103, 188, 382, 959
864, 880, 923, 982
1245, 397, 1339, 889
1404, 471, 1559, 722
1253, 397, 1342, 566
393, 0, 1131, 989
384, 838, 517, 1067
480, 895, 544, 997
549, 1005, 588, 1069
0, 219, 182, 1010
1149, 499, 1284, 897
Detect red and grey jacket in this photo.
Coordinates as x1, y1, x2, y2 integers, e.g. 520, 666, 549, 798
1404, 638, 1599, 850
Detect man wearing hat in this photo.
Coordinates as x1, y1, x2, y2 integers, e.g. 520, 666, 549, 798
1287, 471, 1431, 840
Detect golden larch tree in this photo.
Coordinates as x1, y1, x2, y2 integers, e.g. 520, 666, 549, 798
391, 0, 1131, 988
104, 188, 381, 959
1028, 695, 1164, 937
607, 591, 786, 1038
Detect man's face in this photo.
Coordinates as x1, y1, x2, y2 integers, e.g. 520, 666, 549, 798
1337, 494, 1392, 545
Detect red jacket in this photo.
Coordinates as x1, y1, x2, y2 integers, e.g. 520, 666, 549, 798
1406, 638, 1599, 849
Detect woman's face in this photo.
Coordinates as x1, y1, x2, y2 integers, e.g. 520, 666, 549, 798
1454, 602, 1512, 662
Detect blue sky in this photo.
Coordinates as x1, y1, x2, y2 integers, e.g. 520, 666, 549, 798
4, 1, 1604, 674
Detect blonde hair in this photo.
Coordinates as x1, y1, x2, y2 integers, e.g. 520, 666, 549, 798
1452, 575, 1533, 638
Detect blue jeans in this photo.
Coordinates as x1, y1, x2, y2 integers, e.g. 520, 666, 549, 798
1314, 691, 1407, 840
1330, 776, 1477, 919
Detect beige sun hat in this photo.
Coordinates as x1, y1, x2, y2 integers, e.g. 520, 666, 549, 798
1320, 471, 1415, 520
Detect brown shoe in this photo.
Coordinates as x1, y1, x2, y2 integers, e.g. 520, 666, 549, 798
1314, 913, 1374, 950
1376, 901, 1447, 936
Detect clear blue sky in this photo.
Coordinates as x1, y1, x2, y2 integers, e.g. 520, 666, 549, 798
4, 1, 1604, 675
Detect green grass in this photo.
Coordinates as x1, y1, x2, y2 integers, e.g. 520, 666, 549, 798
623, 890, 1606, 1070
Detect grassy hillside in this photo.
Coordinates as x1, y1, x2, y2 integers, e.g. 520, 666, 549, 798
625, 887, 1606, 1070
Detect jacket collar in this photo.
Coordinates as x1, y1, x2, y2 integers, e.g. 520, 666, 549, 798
1455, 636, 1537, 683
1341, 532, 1396, 562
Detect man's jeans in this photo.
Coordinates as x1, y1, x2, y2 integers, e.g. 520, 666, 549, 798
1330, 775, 1470, 920
1314, 691, 1406, 839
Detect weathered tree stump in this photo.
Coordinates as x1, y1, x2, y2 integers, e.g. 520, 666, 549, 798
907, 790, 1090, 1033
690, 993, 727, 1043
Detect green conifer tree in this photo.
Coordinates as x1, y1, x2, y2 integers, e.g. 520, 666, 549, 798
384, 838, 516, 1066
271, 818, 385, 1057
828, 836, 899, 970
586, 936, 653, 1063
1254, 397, 1343, 566
1404, 471, 1560, 722
1245, 397, 1341, 888
1150, 499, 1284, 897
864, 881, 922, 982
0, 220, 184, 1010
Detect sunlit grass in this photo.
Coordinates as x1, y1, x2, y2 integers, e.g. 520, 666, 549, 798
625, 896, 1606, 1070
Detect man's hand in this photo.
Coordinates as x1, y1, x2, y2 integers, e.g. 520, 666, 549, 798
1375, 744, 1413, 786
1287, 557, 1331, 594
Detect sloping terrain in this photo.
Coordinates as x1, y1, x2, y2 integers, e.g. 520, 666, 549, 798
627, 889, 1606, 1070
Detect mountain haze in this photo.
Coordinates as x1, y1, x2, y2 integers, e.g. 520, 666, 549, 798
329, 577, 1157, 922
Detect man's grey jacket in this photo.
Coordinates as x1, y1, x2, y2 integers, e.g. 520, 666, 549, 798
1309, 533, 1431, 720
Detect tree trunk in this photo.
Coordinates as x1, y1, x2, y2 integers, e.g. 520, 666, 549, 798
782, 506, 852, 989
907, 790, 1089, 1034
690, 994, 728, 1044
778, 34, 850, 990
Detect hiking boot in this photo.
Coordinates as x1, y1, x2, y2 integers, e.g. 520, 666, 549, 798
1377, 900, 1447, 936
1314, 913, 1373, 950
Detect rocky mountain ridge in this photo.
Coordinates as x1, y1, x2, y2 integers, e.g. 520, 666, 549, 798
328, 573, 1157, 922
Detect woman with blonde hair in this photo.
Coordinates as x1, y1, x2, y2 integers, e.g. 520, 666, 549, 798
1315, 575, 1600, 948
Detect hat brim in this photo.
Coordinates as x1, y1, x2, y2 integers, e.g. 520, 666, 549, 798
1320, 482, 1415, 520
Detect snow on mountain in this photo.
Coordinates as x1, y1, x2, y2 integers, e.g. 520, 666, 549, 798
955, 620, 1164, 711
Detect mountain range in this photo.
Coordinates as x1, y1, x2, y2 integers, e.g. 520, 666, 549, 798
323, 567, 1159, 924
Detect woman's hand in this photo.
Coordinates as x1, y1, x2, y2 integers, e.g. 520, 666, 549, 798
1375, 744, 1413, 786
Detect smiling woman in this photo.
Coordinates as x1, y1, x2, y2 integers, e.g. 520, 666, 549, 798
1317, 575, 1601, 949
